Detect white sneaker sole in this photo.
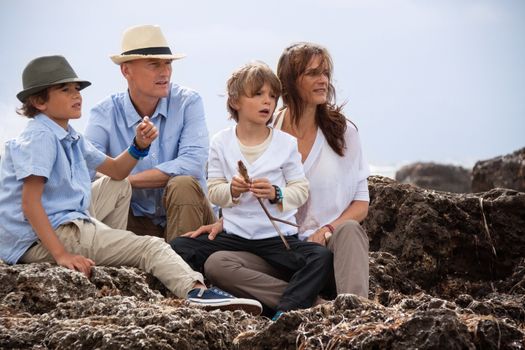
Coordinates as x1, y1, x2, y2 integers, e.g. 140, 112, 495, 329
188, 297, 262, 316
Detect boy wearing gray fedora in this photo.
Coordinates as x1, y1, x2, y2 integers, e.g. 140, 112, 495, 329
85, 25, 215, 242
0, 55, 262, 315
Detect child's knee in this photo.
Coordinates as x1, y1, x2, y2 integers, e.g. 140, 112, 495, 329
312, 245, 333, 265
115, 178, 131, 197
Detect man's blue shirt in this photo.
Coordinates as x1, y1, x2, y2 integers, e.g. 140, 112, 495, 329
85, 83, 209, 226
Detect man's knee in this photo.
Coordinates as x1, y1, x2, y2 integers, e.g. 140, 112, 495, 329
164, 176, 204, 205
166, 175, 201, 192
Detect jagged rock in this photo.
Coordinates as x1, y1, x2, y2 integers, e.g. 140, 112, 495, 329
369, 251, 421, 297
1, 175, 525, 348
0, 264, 268, 349
364, 176, 525, 293
234, 294, 524, 349
496, 258, 525, 296
1, 296, 266, 349
1, 263, 97, 314
472, 147, 525, 192
395, 162, 471, 193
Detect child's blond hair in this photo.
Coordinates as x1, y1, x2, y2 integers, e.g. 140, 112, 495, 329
227, 61, 281, 122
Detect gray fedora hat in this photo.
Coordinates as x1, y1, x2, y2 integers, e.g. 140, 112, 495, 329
17, 55, 91, 102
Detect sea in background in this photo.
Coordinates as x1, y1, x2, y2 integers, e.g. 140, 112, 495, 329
369, 164, 397, 179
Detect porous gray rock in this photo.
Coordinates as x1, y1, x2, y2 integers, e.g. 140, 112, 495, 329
395, 162, 472, 193
364, 176, 525, 293
472, 147, 525, 193
1, 176, 524, 348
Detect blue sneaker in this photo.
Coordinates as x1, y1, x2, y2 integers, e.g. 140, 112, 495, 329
186, 287, 262, 316
271, 310, 284, 321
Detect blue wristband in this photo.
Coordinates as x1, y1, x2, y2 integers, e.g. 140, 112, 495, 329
128, 138, 150, 160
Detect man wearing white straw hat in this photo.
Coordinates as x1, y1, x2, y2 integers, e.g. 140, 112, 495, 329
86, 25, 215, 242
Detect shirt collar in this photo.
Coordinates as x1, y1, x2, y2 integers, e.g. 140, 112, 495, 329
123, 89, 169, 128
34, 114, 80, 142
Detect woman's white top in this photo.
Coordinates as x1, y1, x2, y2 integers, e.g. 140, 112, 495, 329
275, 111, 370, 240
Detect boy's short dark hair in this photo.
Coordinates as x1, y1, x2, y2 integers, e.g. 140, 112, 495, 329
227, 61, 282, 122
16, 88, 51, 118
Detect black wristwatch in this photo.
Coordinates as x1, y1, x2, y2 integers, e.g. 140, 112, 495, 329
269, 185, 283, 204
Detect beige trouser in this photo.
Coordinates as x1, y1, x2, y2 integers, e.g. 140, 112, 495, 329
127, 176, 216, 242
204, 220, 369, 309
19, 176, 203, 298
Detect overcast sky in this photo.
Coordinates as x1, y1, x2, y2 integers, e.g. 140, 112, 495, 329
1, 0, 524, 172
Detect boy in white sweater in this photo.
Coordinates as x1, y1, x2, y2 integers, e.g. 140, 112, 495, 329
171, 62, 334, 319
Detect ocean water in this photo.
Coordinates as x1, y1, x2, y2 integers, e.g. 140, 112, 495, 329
369, 164, 397, 179
369, 160, 476, 180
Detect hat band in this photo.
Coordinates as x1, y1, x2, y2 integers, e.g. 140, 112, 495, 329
121, 47, 173, 56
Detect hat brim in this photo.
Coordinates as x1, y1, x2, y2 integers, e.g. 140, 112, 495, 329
110, 53, 186, 65
17, 78, 91, 103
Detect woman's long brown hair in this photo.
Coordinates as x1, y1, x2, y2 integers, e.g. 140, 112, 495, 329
277, 42, 349, 156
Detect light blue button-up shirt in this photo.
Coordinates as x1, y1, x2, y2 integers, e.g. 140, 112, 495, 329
85, 83, 209, 226
0, 114, 107, 264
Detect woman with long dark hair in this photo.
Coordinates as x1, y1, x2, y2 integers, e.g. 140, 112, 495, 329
189, 42, 370, 313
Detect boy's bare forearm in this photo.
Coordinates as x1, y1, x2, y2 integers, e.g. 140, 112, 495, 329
22, 177, 67, 260
97, 152, 139, 180
96, 116, 158, 181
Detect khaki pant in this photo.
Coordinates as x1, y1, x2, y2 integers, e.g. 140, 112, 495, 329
204, 220, 369, 309
127, 176, 216, 242
20, 176, 203, 298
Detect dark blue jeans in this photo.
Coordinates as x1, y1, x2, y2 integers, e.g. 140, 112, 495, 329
171, 232, 334, 311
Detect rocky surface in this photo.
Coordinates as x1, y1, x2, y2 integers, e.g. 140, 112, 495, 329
364, 176, 525, 292
1, 176, 524, 349
472, 147, 525, 193
395, 162, 472, 193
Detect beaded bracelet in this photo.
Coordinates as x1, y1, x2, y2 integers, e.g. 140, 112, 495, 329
269, 185, 283, 204
323, 224, 335, 233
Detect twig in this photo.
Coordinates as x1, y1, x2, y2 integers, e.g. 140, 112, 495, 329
238, 160, 292, 250
479, 197, 497, 257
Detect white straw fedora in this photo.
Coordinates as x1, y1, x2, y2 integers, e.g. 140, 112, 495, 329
110, 25, 185, 64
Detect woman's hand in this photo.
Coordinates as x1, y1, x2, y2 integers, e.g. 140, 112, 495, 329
307, 226, 332, 246
183, 218, 224, 240
135, 116, 158, 149
250, 178, 275, 200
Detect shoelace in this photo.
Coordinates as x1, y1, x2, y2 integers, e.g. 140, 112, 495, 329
210, 287, 233, 298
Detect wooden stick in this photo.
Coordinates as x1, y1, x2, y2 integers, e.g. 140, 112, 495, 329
238, 160, 291, 250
